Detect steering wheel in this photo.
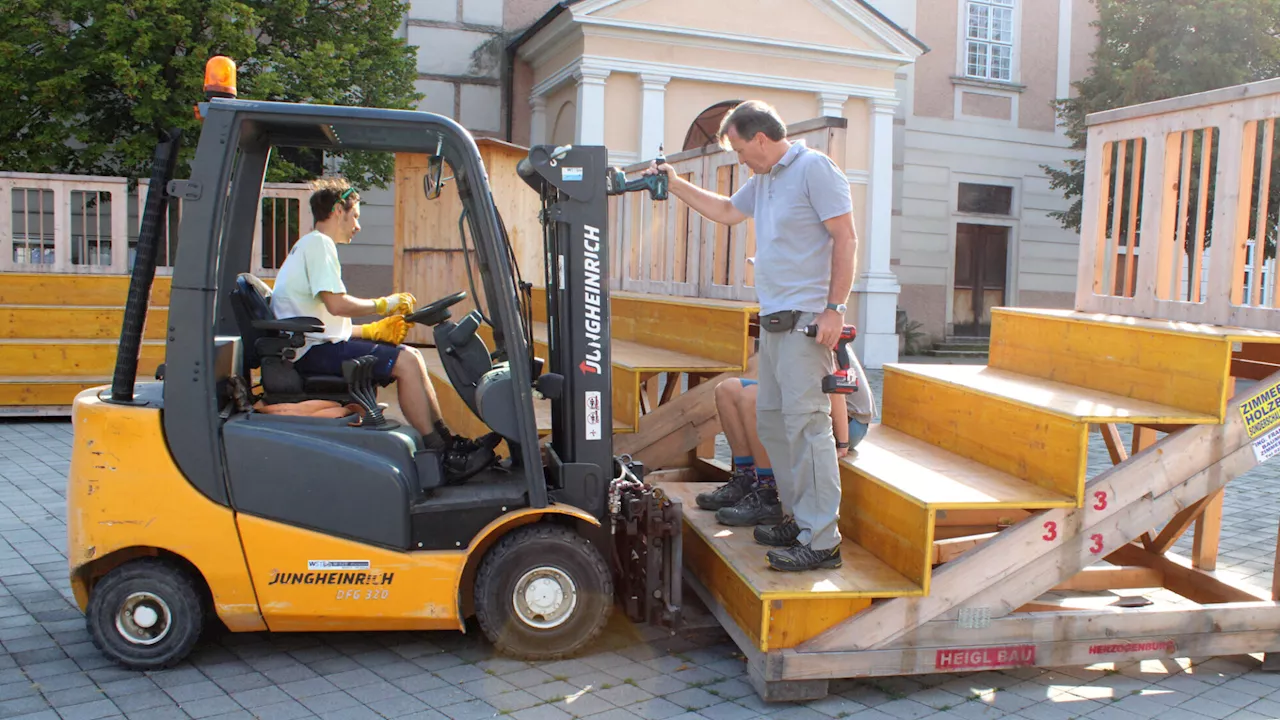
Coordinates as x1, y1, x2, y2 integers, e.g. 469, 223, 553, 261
404, 291, 468, 326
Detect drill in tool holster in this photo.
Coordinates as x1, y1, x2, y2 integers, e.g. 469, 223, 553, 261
802, 324, 858, 394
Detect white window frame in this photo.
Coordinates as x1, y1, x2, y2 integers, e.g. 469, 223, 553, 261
962, 0, 1017, 83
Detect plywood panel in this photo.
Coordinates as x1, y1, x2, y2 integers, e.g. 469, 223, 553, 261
0, 307, 168, 340
990, 308, 1232, 418
0, 340, 163, 377
840, 471, 933, 589
683, 522, 765, 649
610, 293, 755, 367
0, 273, 173, 306
767, 597, 872, 650
0, 378, 112, 407
882, 367, 1088, 502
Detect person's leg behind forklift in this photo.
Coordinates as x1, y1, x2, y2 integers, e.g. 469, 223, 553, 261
716, 333, 787, 530
710, 380, 781, 521
294, 340, 497, 480
697, 379, 768, 511
755, 314, 842, 572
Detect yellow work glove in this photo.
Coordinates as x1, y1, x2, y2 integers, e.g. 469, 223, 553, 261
373, 292, 416, 316
360, 315, 408, 345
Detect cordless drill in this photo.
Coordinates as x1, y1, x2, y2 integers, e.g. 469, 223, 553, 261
605, 145, 669, 200
802, 324, 858, 394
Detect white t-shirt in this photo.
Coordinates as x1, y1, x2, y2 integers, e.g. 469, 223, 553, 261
270, 230, 352, 359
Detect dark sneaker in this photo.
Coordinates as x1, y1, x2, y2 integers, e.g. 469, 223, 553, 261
715, 486, 783, 527
754, 517, 800, 547
696, 469, 756, 510
443, 433, 499, 484
767, 543, 842, 572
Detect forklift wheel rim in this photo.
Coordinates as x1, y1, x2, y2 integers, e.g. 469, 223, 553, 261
512, 567, 577, 630
115, 592, 172, 646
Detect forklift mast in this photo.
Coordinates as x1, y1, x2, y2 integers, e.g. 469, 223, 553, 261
517, 145, 613, 518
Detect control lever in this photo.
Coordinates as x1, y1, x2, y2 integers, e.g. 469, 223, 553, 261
606, 146, 668, 201
801, 324, 859, 394
342, 356, 387, 427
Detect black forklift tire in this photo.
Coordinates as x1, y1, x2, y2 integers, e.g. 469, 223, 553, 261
86, 558, 206, 670
474, 524, 613, 660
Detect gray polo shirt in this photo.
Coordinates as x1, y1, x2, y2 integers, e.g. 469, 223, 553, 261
729, 140, 852, 317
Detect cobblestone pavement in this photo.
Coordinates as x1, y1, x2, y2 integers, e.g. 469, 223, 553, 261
5, 369, 1280, 720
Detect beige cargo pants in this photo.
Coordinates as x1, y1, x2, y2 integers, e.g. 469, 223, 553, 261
755, 311, 842, 552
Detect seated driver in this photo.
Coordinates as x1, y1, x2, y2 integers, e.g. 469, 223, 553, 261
270, 178, 493, 480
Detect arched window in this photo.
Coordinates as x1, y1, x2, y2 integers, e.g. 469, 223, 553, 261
682, 100, 742, 151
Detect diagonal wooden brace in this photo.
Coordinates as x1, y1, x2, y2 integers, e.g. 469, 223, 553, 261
798, 371, 1278, 654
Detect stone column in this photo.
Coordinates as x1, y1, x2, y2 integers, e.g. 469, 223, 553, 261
575, 67, 610, 146
817, 92, 848, 118
853, 98, 901, 368
639, 74, 670, 160
529, 96, 547, 147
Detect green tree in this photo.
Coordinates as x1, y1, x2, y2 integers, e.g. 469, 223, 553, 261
0, 0, 421, 188
1043, 0, 1280, 232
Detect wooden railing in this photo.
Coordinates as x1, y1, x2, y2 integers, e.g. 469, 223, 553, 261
1078, 78, 1280, 329
0, 172, 311, 278
609, 116, 847, 302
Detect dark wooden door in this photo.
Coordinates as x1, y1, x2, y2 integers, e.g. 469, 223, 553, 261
953, 223, 1009, 337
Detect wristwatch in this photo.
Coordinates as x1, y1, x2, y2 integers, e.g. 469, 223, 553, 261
836, 441, 849, 449
826, 302, 847, 314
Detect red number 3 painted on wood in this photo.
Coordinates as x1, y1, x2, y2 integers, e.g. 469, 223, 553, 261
1090, 534, 1104, 554
1043, 521, 1057, 541
1093, 491, 1108, 511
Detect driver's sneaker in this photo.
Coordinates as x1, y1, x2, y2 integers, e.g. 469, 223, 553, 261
443, 433, 500, 484
754, 516, 800, 547
715, 485, 783, 527
696, 468, 756, 511
767, 543, 841, 572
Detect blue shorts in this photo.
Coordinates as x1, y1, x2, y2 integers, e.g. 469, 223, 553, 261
294, 339, 402, 381
739, 379, 868, 449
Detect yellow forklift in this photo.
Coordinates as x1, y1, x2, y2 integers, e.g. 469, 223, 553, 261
67, 57, 681, 669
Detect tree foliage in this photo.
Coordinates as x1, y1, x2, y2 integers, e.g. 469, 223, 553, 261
0, 0, 420, 188
1043, 0, 1280, 232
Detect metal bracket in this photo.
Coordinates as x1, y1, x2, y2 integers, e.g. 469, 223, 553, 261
166, 180, 202, 201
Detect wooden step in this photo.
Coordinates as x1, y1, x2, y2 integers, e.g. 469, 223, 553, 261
530, 288, 757, 367
989, 307, 1280, 419
658, 481, 922, 652
838, 425, 1076, 592
0, 339, 164, 378
525, 321, 743, 431
0, 306, 168, 340
0, 376, 118, 414
882, 363, 1216, 506
0, 273, 173, 306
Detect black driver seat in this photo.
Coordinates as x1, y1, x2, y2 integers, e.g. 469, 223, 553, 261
229, 273, 390, 404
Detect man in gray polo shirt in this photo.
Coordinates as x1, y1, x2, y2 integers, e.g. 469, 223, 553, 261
647, 100, 858, 572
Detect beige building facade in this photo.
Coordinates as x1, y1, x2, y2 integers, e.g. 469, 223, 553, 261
345, 0, 1095, 367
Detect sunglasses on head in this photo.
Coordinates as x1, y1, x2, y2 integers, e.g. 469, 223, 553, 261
333, 187, 355, 210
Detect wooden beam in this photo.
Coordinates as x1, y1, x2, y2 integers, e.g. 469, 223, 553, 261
798, 373, 1275, 653
1231, 358, 1280, 382
932, 533, 997, 564
1108, 543, 1270, 604
1148, 494, 1215, 554
1052, 565, 1163, 592
933, 525, 1004, 540
1193, 489, 1224, 571
934, 509, 1030, 527
1099, 423, 1128, 464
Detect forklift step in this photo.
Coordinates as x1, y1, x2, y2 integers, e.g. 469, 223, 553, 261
656, 481, 922, 652
0, 339, 164, 378
990, 306, 1280, 418
0, 305, 168, 340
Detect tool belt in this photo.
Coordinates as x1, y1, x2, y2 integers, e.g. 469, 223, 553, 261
760, 310, 803, 333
